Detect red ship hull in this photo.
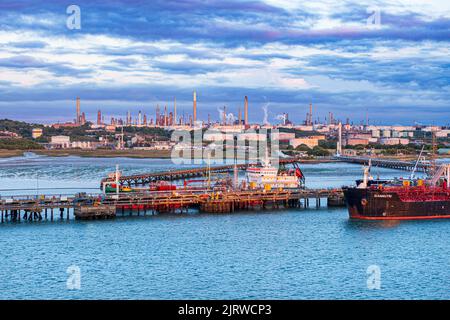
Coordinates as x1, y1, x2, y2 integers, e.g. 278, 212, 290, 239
343, 187, 450, 220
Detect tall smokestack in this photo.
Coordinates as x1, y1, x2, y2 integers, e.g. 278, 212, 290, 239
244, 96, 248, 125
76, 97, 80, 124
366, 108, 369, 127
223, 106, 227, 125
164, 105, 168, 126
156, 104, 160, 126
193, 90, 197, 125
309, 103, 313, 125
126, 110, 131, 125
337, 122, 342, 156
174, 97, 177, 126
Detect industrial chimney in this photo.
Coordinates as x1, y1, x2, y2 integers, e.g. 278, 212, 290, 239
244, 96, 248, 125
174, 97, 177, 126
76, 97, 80, 125
337, 122, 343, 156
193, 91, 197, 125
238, 107, 242, 125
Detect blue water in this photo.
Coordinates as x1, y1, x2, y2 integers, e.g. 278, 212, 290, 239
0, 154, 448, 299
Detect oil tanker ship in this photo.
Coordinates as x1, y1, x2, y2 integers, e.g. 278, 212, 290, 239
343, 161, 450, 220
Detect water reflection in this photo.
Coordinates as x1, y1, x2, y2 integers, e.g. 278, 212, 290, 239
345, 218, 402, 230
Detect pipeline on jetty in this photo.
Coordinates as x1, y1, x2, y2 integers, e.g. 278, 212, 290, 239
101, 155, 426, 189
0, 157, 351, 223
334, 156, 430, 172
0, 188, 344, 222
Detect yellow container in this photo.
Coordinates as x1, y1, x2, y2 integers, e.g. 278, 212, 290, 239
249, 182, 257, 189
417, 179, 424, 186
264, 184, 272, 191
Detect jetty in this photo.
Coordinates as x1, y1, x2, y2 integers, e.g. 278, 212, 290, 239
334, 156, 431, 172
0, 188, 344, 223
1, 155, 435, 223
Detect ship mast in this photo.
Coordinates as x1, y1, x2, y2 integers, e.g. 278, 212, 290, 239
431, 128, 437, 175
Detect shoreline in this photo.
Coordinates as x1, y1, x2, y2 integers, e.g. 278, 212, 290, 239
0, 149, 337, 163
0, 149, 448, 162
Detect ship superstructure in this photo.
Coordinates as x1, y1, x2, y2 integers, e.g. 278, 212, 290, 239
246, 159, 305, 190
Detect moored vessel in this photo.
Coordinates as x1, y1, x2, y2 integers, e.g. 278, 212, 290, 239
246, 160, 305, 190
343, 160, 450, 220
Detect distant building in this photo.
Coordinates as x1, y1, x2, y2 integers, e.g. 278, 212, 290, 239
50, 136, 70, 149
0, 130, 20, 139
347, 132, 372, 140
293, 125, 314, 131
52, 122, 79, 129
32, 128, 43, 139
343, 149, 358, 156
380, 138, 409, 145
308, 135, 326, 140
133, 141, 175, 150
105, 125, 116, 132
289, 137, 322, 149
71, 141, 93, 149
237, 133, 267, 141
204, 132, 235, 141
271, 132, 296, 141
436, 130, 450, 138
345, 138, 370, 146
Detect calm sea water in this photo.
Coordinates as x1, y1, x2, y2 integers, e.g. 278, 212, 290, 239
0, 154, 448, 300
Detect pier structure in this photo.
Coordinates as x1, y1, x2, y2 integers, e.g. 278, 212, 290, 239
100, 158, 308, 187
0, 188, 344, 223
197, 189, 340, 213
334, 156, 430, 172
0, 194, 74, 222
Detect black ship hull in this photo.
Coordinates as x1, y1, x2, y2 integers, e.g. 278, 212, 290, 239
343, 187, 450, 220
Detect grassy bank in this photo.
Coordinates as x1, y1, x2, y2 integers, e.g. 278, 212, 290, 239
0, 150, 26, 158
0, 149, 172, 158
0, 148, 448, 161
31, 149, 173, 158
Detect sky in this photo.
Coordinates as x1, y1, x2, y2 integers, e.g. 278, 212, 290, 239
0, 0, 449, 125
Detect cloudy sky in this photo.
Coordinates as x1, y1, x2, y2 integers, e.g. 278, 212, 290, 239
0, 0, 449, 125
